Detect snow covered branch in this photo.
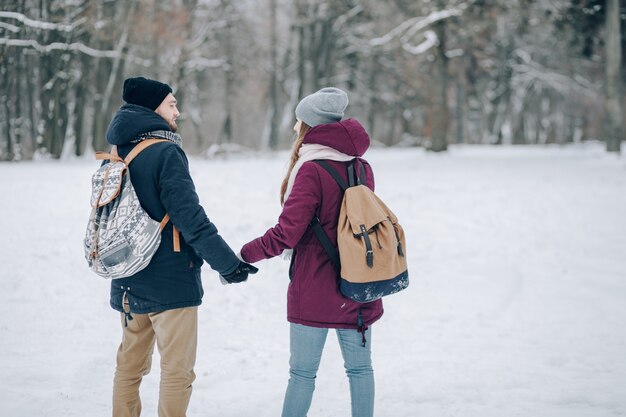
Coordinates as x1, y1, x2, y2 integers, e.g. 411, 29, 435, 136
333, 5, 364, 31
188, 19, 228, 50
0, 21, 20, 33
513, 62, 597, 98
401, 30, 438, 55
0, 11, 77, 32
370, 7, 463, 48
184, 57, 227, 71
0, 38, 119, 58
511, 49, 598, 98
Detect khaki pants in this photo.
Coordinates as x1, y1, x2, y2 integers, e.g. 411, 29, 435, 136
112, 306, 198, 417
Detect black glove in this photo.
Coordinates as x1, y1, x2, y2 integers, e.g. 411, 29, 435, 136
220, 261, 258, 284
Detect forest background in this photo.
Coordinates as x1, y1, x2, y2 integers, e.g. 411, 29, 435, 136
0, 0, 624, 161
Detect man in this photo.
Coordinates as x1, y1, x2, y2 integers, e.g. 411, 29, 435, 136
105, 76, 257, 417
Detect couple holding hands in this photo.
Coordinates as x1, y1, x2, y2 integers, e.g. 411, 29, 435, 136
106, 77, 383, 417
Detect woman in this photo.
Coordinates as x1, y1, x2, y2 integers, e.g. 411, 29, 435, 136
240, 87, 383, 417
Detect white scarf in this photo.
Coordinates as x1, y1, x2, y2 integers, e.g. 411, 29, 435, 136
281, 143, 354, 260
284, 143, 355, 201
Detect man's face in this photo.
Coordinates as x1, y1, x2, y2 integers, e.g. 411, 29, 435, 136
155, 93, 180, 132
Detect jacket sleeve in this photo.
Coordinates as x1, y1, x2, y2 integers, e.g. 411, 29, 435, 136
158, 145, 240, 275
241, 162, 322, 263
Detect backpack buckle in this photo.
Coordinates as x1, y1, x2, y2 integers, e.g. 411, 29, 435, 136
366, 249, 374, 268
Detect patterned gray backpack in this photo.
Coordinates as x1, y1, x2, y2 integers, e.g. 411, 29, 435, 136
84, 139, 180, 279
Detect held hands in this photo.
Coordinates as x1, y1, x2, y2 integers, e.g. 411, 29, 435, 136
219, 261, 258, 284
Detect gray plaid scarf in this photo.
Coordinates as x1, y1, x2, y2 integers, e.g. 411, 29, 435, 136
132, 130, 182, 147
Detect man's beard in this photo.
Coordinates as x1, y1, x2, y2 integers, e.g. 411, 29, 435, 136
168, 119, 178, 132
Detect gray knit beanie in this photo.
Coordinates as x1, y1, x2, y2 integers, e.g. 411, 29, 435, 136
295, 87, 349, 127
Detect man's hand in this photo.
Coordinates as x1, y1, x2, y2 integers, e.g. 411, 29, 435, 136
220, 261, 258, 284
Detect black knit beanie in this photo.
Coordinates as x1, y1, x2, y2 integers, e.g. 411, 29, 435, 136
122, 76, 172, 110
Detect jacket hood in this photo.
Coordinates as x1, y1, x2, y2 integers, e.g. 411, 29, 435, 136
106, 103, 172, 145
303, 118, 370, 157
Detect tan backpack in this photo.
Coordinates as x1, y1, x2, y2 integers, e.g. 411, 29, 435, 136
310, 160, 409, 303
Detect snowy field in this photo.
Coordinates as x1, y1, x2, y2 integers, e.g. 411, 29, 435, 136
1, 143, 625, 417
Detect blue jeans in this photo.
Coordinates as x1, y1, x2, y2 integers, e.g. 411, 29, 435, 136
281, 323, 375, 417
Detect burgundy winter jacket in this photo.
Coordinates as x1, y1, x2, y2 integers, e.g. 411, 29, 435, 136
241, 119, 384, 329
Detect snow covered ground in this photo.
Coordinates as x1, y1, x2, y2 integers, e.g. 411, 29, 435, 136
1, 143, 625, 417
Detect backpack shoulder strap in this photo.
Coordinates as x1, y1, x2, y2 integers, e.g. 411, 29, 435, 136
94, 139, 167, 164
309, 159, 358, 273
160, 214, 180, 252
355, 159, 367, 185
124, 139, 168, 165
99, 138, 179, 253
310, 217, 341, 272
347, 158, 367, 186
95, 148, 122, 162
312, 159, 349, 190
128, 140, 179, 253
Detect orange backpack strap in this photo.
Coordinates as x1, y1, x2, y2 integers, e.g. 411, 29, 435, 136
95, 139, 165, 164
124, 139, 167, 165
159, 214, 170, 231
159, 214, 181, 253
132, 140, 180, 253
172, 226, 180, 252
95, 150, 122, 162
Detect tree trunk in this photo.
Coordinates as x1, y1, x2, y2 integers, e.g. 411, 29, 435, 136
14, 46, 23, 160
25, 52, 37, 158
268, 0, 280, 149
219, 0, 234, 144
74, 52, 90, 157
91, 1, 118, 152
430, 18, 448, 152
2, 45, 13, 161
91, 63, 111, 152
51, 65, 69, 158
455, 57, 467, 144
605, 0, 624, 153
367, 53, 379, 139
295, 0, 307, 99
38, 55, 54, 156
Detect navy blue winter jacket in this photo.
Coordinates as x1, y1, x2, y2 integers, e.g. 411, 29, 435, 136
106, 104, 240, 314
